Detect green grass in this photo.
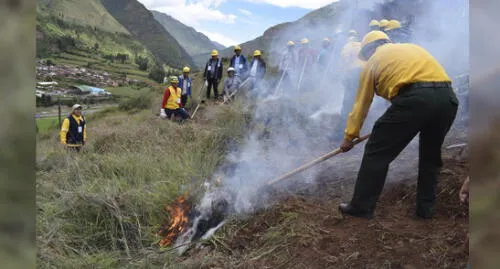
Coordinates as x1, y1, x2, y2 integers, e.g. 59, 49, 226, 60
36, 117, 60, 133
105, 86, 150, 98
36, 99, 249, 267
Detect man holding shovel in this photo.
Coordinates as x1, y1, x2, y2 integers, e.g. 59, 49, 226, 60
338, 31, 458, 220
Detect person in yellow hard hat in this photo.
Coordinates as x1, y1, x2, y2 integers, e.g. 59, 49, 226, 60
248, 50, 266, 91
178, 66, 192, 107
317, 37, 332, 67
337, 31, 458, 220
379, 19, 389, 30
384, 19, 408, 43
203, 50, 224, 100
230, 45, 248, 77
331, 31, 365, 142
298, 38, 317, 68
369, 20, 380, 31
60, 104, 87, 152
278, 40, 298, 93
161, 76, 189, 120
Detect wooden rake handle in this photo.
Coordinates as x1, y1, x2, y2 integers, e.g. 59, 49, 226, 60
266, 133, 371, 186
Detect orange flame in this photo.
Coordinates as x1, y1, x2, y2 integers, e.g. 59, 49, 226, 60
157, 195, 191, 247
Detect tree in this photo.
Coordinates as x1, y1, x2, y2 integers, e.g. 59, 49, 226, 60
135, 56, 148, 71
148, 65, 166, 84
93, 42, 99, 51
116, 53, 128, 64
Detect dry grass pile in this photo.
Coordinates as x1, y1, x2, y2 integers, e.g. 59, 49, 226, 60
36, 100, 249, 268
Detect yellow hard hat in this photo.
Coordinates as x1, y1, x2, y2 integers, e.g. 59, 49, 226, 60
287, 40, 295, 46
253, 50, 262, 56
183, 66, 190, 73
369, 20, 380, 27
211, 50, 219, 56
234, 45, 241, 51
359, 30, 391, 60
170, 76, 179, 83
379, 19, 389, 28
385, 20, 401, 31
300, 38, 309, 44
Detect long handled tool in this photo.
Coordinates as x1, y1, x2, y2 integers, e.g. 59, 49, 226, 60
296, 56, 308, 91
221, 77, 251, 105
273, 61, 289, 97
266, 133, 370, 186
190, 80, 207, 119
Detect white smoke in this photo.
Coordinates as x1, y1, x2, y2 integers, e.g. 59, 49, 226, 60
191, 0, 469, 226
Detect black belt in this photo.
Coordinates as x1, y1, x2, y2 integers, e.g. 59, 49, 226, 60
400, 81, 452, 93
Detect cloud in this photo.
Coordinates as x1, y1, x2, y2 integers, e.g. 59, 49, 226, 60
238, 8, 253, 16
138, 0, 237, 27
200, 30, 239, 47
243, 0, 337, 9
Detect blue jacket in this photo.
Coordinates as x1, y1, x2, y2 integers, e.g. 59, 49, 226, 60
178, 75, 192, 96
230, 55, 248, 75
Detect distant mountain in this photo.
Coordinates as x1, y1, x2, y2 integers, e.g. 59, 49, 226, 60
37, 0, 130, 35
100, 0, 194, 69
212, 41, 226, 50
37, 0, 195, 69
208, 0, 428, 67
151, 10, 225, 59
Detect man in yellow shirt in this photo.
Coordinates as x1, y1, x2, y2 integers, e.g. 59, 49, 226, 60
331, 31, 365, 143
60, 104, 87, 152
338, 31, 459, 219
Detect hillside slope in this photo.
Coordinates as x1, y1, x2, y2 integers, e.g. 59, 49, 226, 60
100, 0, 195, 69
151, 10, 225, 57
37, 0, 130, 35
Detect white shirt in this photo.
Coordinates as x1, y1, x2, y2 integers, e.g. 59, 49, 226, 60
182, 79, 188, 96
234, 56, 241, 73
250, 60, 258, 77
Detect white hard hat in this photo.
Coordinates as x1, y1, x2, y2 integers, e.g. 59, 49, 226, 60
72, 104, 82, 110
227, 67, 235, 72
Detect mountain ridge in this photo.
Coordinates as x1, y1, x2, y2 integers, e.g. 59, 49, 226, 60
151, 10, 225, 58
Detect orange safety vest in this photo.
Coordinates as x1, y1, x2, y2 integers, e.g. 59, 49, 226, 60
165, 86, 182, 109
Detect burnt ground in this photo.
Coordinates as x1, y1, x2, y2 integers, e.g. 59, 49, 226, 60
170, 122, 469, 269
172, 160, 468, 268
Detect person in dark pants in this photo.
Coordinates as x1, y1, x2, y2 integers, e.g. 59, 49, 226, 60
203, 50, 224, 100
59, 104, 86, 152
178, 66, 192, 107
338, 31, 459, 220
161, 76, 189, 121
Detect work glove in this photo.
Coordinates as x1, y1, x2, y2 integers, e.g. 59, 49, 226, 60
160, 108, 167, 119
204, 80, 208, 87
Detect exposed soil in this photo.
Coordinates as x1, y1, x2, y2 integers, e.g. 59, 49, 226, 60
174, 153, 468, 269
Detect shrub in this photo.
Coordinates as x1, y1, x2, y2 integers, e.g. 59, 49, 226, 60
118, 92, 152, 112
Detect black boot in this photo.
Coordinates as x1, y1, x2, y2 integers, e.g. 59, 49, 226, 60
338, 203, 374, 219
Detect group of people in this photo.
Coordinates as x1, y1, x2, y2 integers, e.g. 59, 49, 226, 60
158, 47, 268, 121
202, 48, 267, 100
61, 17, 464, 226
156, 17, 463, 224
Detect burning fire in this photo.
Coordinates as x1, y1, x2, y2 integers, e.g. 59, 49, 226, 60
157, 195, 191, 247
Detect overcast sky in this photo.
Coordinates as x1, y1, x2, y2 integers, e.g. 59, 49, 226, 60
137, 0, 339, 47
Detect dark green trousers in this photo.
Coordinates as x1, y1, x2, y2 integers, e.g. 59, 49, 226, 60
350, 83, 459, 217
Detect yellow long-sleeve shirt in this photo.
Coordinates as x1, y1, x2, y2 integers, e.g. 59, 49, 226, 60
344, 43, 451, 140
341, 41, 365, 69
59, 114, 87, 145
